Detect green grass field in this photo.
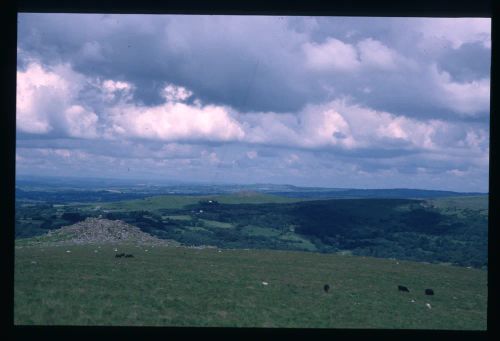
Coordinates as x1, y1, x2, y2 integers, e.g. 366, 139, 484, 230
199, 219, 233, 229
163, 215, 192, 221
98, 193, 303, 211
14, 243, 487, 329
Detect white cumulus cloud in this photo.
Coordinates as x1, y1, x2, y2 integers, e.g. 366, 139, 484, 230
303, 37, 412, 73
107, 101, 245, 142
303, 38, 360, 71
16, 62, 98, 138
430, 64, 490, 116
417, 18, 491, 49
162, 84, 193, 102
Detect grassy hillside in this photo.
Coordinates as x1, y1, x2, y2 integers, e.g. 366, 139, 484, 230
14, 243, 486, 329
99, 193, 304, 211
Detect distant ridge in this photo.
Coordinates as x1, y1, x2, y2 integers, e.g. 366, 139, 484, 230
266, 188, 486, 199
16, 175, 486, 193
16, 175, 486, 201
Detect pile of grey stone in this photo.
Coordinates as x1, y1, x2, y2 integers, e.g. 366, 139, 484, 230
42, 217, 179, 246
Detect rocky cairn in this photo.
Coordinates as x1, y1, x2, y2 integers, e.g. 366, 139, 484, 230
38, 217, 179, 246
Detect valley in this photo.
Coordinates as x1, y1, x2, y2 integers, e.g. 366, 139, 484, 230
15, 181, 488, 269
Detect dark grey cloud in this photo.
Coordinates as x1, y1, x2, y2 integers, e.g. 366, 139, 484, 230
436, 42, 491, 82
18, 14, 313, 112
18, 14, 490, 119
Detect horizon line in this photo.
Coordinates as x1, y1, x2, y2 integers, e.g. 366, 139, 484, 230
15, 174, 488, 194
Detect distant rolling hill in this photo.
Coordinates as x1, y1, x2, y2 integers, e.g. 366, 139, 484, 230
16, 175, 487, 203
99, 192, 303, 211
266, 188, 486, 199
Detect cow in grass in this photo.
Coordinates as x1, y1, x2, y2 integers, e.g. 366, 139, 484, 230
425, 288, 434, 295
398, 285, 410, 292
115, 253, 125, 258
323, 284, 330, 293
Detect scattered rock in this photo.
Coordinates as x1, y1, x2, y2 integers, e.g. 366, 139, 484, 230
262, 281, 269, 286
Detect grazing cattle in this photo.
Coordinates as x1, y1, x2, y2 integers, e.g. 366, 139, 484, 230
323, 284, 330, 293
425, 289, 434, 295
398, 285, 410, 292
124, 254, 134, 258
115, 253, 125, 258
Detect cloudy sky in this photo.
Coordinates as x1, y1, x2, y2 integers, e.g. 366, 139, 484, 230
16, 14, 491, 192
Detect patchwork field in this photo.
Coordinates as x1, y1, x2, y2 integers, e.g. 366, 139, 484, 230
14, 243, 487, 329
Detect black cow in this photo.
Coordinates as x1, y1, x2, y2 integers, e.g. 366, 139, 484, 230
115, 253, 125, 258
425, 289, 434, 295
124, 254, 134, 258
323, 284, 330, 293
398, 285, 410, 292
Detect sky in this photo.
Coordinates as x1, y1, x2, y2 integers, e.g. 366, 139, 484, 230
16, 14, 491, 192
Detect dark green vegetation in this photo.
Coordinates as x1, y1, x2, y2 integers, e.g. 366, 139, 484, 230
14, 243, 486, 328
16, 191, 488, 268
